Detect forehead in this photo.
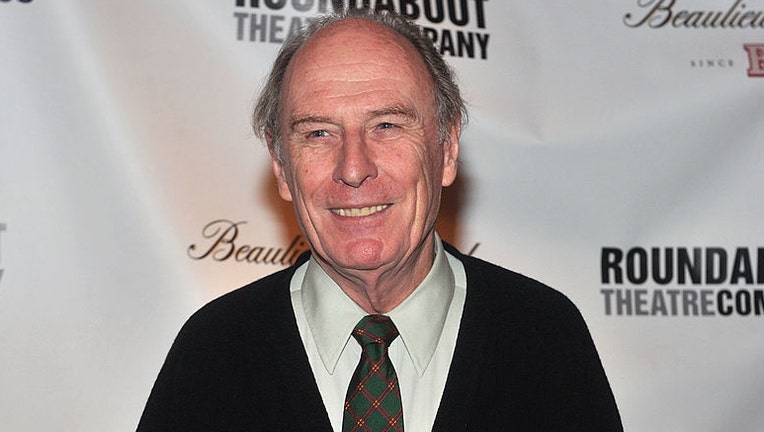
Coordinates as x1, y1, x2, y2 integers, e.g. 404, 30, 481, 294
281, 18, 434, 114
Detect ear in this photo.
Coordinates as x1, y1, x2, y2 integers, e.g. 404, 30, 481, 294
267, 134, 294, 202
441, 120, 461, 187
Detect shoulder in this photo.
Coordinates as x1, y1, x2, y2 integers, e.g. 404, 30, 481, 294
441, 244, 622, 430
445, 242, 598, 369
174, 260, 303, 350
445, 243, 584, 327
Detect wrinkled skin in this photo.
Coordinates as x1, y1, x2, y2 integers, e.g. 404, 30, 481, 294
270, 18, 460, 313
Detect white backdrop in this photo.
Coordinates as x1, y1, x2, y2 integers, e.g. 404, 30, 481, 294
1, 1, 763, 430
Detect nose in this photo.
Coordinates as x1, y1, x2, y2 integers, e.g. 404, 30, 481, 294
333, 131, 378, 187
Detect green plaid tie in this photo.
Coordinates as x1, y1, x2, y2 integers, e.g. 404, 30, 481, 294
342, 315, 404, 432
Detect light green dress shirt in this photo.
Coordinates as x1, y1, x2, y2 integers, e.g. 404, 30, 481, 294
290, 235, 467, 431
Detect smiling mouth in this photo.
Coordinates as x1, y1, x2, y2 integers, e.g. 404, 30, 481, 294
331, 204, 390, 217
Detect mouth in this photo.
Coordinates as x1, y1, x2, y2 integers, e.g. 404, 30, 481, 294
330, 204, 390, 217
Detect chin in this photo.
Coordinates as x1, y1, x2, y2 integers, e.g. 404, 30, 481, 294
341, 238, 387, 268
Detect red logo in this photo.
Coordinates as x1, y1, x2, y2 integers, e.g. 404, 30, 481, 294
743, 44, 764, 77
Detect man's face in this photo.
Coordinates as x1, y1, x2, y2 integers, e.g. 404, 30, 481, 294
271, 19, 459, 279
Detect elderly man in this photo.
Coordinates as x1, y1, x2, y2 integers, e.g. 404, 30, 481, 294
138, 8, 622, 432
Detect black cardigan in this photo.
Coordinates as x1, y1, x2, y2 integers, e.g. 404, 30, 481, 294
138, 244, 623, 431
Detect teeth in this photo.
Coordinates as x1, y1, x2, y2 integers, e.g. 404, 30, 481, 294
333, 205, 389, 217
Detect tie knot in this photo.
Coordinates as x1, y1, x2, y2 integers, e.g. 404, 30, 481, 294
352, 315, 399, 347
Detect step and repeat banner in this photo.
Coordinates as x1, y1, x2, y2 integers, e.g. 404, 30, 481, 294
1, 1, 763, 430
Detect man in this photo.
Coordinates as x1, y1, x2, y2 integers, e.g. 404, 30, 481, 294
138, 8, 622, 432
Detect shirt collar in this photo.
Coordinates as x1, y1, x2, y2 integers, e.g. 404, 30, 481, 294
301, 235, 456, 376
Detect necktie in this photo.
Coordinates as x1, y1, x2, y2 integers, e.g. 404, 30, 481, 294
342, 315, 404, 432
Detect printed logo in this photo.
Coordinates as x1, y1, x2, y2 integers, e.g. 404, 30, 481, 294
689, 58, 734, 69
188, 219, 309, 266
600, 247, 764, 317
233, 0, 491, 60
624, 0, 764, 29
744, 43, 764, 76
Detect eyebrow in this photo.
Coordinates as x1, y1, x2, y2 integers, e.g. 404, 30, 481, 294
368, 104, 419, 121
288, 104, 420, 131
289, 115, 335, 131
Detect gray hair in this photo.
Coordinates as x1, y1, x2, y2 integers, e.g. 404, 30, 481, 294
252, 7, 468, 161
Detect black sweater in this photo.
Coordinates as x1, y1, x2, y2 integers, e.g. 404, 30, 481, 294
138, 243, 623, 431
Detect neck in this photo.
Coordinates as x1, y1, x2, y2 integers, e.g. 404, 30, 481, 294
317, 238, 437, 314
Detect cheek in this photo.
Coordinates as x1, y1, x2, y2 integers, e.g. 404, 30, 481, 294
291, 163, 336, 205
399, 147, 441, 187
418, 147, 445, 186
281, 150, 316, 195
392, 149, 444, 211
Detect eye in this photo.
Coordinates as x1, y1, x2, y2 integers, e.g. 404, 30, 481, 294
309, 130, 329, 138
378, 122, 395, 130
